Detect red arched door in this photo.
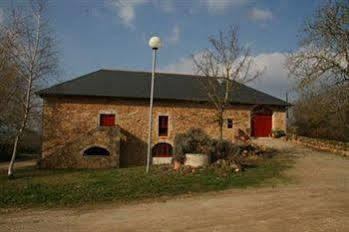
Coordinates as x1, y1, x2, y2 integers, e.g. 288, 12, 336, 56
251, 106, 272, 137
152, 143, 173, 157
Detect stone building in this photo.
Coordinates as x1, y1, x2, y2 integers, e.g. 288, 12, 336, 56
38, 69, 290, 168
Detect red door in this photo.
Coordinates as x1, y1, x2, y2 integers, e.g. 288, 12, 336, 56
251, 114, 272, 137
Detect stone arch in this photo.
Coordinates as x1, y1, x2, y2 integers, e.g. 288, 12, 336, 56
251, 105, 272, 116
83, 146, 110, 156
152, 143, 173, 157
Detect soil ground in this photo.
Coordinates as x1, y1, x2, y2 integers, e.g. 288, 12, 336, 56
1, 138, 349, 232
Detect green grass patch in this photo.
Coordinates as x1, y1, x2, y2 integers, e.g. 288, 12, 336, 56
0, 154, 294, 208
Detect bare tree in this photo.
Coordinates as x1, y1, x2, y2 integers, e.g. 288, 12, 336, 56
0, 0, 59, 178
290, 83, 349, 141
0, 14, 24, 145
192, 26, 262, 140
286, 0, 349, 139
286, 0, 349, 88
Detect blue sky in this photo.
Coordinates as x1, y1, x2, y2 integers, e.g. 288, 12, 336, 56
0, 0, 323, 100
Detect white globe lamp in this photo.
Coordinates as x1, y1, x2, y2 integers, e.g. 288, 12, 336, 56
148, 36, 162, 50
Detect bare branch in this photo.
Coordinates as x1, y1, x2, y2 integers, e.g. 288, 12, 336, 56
287, 0, 349, 88
192, 26, 263, 140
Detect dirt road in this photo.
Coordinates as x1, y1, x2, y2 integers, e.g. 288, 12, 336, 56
1, 139, 349, 232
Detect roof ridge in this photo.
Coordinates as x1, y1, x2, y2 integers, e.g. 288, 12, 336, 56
101, 68, 201, 78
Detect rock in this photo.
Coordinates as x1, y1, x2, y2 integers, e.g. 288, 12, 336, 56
230, 163, 239, 170
173, 160, 181, 170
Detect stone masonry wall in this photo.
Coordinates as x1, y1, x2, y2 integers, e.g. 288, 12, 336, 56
40, 126, 122, 168
42, 96, 287, 167
272, 107, 287, 132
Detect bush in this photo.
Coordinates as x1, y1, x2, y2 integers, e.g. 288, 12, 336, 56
272, 130, 286, 138
0, 142, 40, 162
208, 139, 240, 162
173, 128, 210, 163
174, 128, 241, 165
0, 143, 13, 162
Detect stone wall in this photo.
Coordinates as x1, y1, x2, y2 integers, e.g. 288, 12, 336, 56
42, 96, 287, 167
272, 107, 287, 132
287, 134, 349, 157
40, 126, 122, 168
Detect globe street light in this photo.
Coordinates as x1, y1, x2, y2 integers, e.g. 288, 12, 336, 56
146, 36, 162, 173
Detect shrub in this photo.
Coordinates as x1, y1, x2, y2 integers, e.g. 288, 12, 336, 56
0, 143, 13, 162
173, 128, 243, 166
208, 139, 240, 162
0, 142, 40, 162
272, 130, 286, 138
173, 128, 210, 163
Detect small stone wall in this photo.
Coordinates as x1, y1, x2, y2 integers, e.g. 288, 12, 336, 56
287, 134, 349, 157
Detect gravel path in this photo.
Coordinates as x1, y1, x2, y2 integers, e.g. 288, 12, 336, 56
1, 139, 349, 232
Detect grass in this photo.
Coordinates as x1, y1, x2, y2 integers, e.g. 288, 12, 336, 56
0, 154, 294, 209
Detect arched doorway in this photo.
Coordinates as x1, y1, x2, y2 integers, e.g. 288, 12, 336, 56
152, 143, 173, 157
251, 106, 272, 137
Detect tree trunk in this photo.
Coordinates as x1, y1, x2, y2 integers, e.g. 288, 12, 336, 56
8, 132, 20, 178
8, 77, 32, 178
218, 109, 224, 141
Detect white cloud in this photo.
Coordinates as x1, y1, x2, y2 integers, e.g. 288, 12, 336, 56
163, 52, 295, 99
248, 7, 273, 22
205, 0, 249, 13
249, 52, 294, 99
162, 56, 194, 74
107, 0, 146, 28
107, 0, 175, 28
166, 25, 180, 45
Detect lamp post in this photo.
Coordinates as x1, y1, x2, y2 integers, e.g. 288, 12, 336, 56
146, 36, 162, 173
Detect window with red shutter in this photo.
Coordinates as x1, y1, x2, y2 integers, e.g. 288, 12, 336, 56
100, 114, 115, 127
158, 116, 168, 136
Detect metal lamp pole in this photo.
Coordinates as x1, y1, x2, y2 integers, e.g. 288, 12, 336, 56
146, 36, 161, 173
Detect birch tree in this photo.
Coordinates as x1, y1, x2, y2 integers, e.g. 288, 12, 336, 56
0, 0, 58, 178
0, 32, 22, 138
192, 26, 262, 140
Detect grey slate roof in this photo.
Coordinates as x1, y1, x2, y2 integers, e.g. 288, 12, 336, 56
37, 69, 290, 107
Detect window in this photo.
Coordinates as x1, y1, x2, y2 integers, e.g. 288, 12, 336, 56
100, 114, 115, 127
152, 143, 173, 157
84, 146, 110, 156
227, 119, 233, 129
158, 116, 168, 136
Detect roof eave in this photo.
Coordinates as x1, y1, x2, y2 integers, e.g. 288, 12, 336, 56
38, 92, 291, 107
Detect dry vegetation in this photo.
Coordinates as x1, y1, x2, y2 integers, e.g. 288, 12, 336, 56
287, 0, 349, 142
